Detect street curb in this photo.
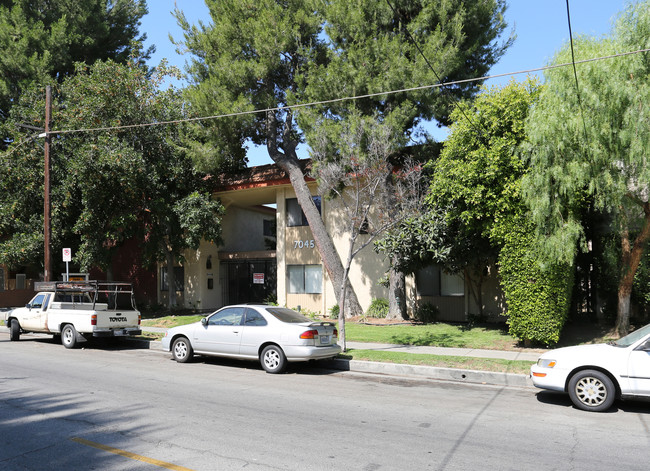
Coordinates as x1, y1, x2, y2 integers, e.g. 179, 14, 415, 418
325, 359, 533, 388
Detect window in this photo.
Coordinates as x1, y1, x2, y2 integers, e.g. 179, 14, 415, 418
286, 197, 321, 227
416, 265, 464, 297
263, 219, 275, 237
208, 307, 245, 326
30, 294, 46, 309
16, 273, 26, 290
416, 265, 440, 297
243, 309, 268, 326
266, 307, 311, 323
441, 272, 464, 296
288, 265, 322, 294
160, 266, 184, 292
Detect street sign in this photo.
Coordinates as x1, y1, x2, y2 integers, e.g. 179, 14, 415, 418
62, 248, 72, 262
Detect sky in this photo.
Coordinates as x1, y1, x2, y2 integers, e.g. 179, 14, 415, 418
140, 0, 631, 167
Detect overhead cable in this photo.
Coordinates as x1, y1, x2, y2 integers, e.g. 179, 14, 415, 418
38, 47, 650, 137
384, 0, 487, 136
565, 0, 589, 142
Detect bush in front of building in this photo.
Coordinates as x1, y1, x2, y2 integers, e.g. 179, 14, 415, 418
366, 298, 389, 318
413, 303, 439, 324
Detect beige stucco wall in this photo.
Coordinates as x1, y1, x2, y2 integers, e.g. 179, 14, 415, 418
219, 205, 275, 253
181, 239, 221, 311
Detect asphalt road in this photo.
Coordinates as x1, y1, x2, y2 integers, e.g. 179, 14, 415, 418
2, 333, 650, 471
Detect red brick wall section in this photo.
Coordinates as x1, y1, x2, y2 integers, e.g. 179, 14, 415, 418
89, 239, 157, 307
0, 289, 35, 309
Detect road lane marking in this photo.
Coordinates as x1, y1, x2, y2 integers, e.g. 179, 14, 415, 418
70, 437, 195, 471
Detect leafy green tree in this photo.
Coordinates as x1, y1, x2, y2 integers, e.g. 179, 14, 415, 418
175, 0, 511, 316
0, 60, 224, 307
428, 79, 542, 318
0, 0, 150, 139
522, 1, 650, 336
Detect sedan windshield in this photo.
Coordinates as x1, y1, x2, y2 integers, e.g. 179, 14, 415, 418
614, 323, 650, 347
266, 307, 312, 323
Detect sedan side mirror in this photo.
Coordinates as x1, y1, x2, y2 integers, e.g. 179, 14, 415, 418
201, 317, 207, 326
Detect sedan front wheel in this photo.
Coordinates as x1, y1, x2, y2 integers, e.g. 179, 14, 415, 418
568, 369, 616, 412
171, 336, 193, 363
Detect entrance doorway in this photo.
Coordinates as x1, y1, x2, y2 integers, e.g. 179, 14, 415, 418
220, 259, 276, 305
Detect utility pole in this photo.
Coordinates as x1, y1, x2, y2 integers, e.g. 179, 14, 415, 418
43, 85, 52, 281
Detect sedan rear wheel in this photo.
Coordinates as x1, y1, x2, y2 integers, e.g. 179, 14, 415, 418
172, 336, 193, 363
568, 369, 616, 412
261, 345, 286, 374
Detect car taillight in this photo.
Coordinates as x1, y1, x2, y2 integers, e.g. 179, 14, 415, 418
138, 314, 141, 325
333, 328, 338, 338
300, 329, 318, 339
91, 314, 97, 326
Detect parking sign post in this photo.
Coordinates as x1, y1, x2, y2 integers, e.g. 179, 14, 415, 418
62, 248, 72, 281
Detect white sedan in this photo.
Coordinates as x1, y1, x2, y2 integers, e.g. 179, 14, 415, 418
531, 323, 650, 411
161, 304, 341, 373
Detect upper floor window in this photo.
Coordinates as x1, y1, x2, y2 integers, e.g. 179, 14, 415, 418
286, 197, 321, 227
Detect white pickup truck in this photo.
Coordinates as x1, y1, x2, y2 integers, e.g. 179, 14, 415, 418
3, 281, 142, 348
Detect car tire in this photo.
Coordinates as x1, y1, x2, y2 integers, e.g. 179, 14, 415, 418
9, 319, 20, 341
172, 337, 193, 363
568, 369, 616, 412
61, 324, 78, 349
261, 345, 286, 374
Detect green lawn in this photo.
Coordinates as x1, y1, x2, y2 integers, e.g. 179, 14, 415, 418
343, 322, 518, 350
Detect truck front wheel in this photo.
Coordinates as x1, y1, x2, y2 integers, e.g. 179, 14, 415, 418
61, 324, 78, 349
9, 319, 20, 341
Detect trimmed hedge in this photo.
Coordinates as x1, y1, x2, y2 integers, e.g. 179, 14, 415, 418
498, 223, 574, 345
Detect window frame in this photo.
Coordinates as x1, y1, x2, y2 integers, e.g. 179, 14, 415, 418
287, 264, 323, 294
160, 266, 185, 292
286, 196, 321, 227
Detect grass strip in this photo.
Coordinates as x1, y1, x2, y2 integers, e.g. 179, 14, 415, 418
141, 315, 204, 328
340, 349, 534, 375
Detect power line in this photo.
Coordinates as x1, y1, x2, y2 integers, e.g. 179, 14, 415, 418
38, 47, 650, 138
384, 0, 488, 137
565, 0, 589, 142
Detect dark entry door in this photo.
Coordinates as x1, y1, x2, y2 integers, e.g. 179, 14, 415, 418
224, 260, 276, 305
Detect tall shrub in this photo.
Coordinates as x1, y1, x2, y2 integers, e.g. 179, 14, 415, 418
499, 221, 573, 345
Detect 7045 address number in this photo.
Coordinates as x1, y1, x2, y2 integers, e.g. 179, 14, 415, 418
293, 239, 315, 249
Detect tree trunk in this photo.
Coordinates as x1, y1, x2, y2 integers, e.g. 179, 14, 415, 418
386, 264, 407, 320
465, 268, 484, 319
269, 139, 363, 316
338, 272, 349, 352
616, 286, 632, 337
616, 204, 650, 336
166, 250, 177, 309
